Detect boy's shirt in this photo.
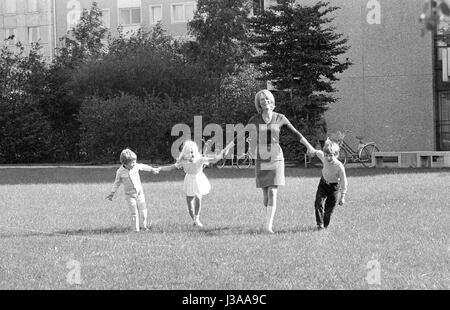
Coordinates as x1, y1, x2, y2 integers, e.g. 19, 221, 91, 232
313, 150, 348, 194
111, 163, 155, 196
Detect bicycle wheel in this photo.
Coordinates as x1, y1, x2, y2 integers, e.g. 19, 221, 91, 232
237, 154, 252, 169
358, 144, 380, 168
338, 148, 348, 166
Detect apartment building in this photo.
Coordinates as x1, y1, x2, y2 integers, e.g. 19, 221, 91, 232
54, 0, 197, 40
0, 0, 54, 59
0, 0, 198, 59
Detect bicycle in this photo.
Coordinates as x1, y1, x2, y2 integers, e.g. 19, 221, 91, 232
333, 130, 380, 168
215, 137, 254, 169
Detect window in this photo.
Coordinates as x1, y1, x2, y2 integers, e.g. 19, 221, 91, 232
28, 27, 40, 43
150, 5, 162, 24
27, 0, 38, 12
252, 0, 264, 16
6, 28, 17, 45
438, 92, 450, 150
171, 2, 196, 23
5, 0, 16, 14
101, 9, 111, 28
119, 8, 141, 25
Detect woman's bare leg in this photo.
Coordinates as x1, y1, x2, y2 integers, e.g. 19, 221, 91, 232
265, 186, 278, 233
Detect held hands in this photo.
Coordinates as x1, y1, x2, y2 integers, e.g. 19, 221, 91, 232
223, 143, 234, 157
152, 167, 161, 174
106, 193, 114, 201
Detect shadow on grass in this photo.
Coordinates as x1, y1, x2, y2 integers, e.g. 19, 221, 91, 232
54, 226, 132, 235
0, 224, 319, 239
276, 225, 319, 234
1, 165, 449, 185
151, 224, 319, 236
0, 226, 132, 239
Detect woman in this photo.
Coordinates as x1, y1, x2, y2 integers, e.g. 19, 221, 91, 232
227, 89, 308, 233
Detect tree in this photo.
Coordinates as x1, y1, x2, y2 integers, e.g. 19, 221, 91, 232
187, 0, 254, 98
55, 2, 108, 68
250, 0, 351, 102
419, 0, 450, 35
250, 0, 351, 160
0, 43, 52, 163
71, 24, 213, 100
43, 2, 108, 161
0, 42, 48, 102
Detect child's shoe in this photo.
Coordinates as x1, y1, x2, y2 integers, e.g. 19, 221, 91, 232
193, 219, 203, 227
264, 226, 274, 234
317, 225, 325, 231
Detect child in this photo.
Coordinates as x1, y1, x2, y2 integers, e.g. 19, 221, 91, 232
159, 140, 230, 227
106, 148, 160, 232
301, 137, 348, 230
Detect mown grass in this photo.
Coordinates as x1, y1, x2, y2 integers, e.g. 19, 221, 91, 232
0, 166, 449, 289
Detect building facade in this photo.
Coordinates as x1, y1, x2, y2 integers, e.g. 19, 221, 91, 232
1, 0, 448, 152
323, 0, 436, 152
0, 0, 198, 60
0, 0, 54, 59
54, 0, 197, 41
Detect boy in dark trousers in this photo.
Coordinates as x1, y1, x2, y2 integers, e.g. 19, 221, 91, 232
302, 138, 348, 229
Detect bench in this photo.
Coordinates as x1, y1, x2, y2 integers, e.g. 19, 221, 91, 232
372, 151, 450, 168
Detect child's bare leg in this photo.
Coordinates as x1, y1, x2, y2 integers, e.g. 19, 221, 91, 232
186, 196, 195, 221
194, 195, 203, 227
137, 194, 148, 230
265, 186, 277, 233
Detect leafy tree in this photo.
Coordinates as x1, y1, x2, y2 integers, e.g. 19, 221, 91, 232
72, 24, 213, 100
0, 41, 52, 163
250, 0, 351, 160
0, 42, 48, 101
0, 97, 52, 163
250, 0, 351, 121
55, 2, 108, 68
420, 0, 450, 35
187, 0, 254, 98
44, 2, 108, 161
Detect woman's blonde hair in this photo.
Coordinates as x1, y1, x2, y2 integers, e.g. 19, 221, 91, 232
177, 140, 200, 162
322, 138, 340, 156
254, 89, 275, 113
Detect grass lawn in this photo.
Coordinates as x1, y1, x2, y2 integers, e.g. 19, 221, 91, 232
0, 166, 449, 290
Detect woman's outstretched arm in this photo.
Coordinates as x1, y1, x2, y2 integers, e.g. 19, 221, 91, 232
223, 116, 257, 150
283, 117, 317, 154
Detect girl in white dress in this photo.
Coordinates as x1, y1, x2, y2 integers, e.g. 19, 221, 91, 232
160, 140, 230, 227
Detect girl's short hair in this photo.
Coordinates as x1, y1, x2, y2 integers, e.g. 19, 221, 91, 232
254, 89, 275, 113
177, 140, 200, 162
323, 138, 340, 155
120, 148, 137, 165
